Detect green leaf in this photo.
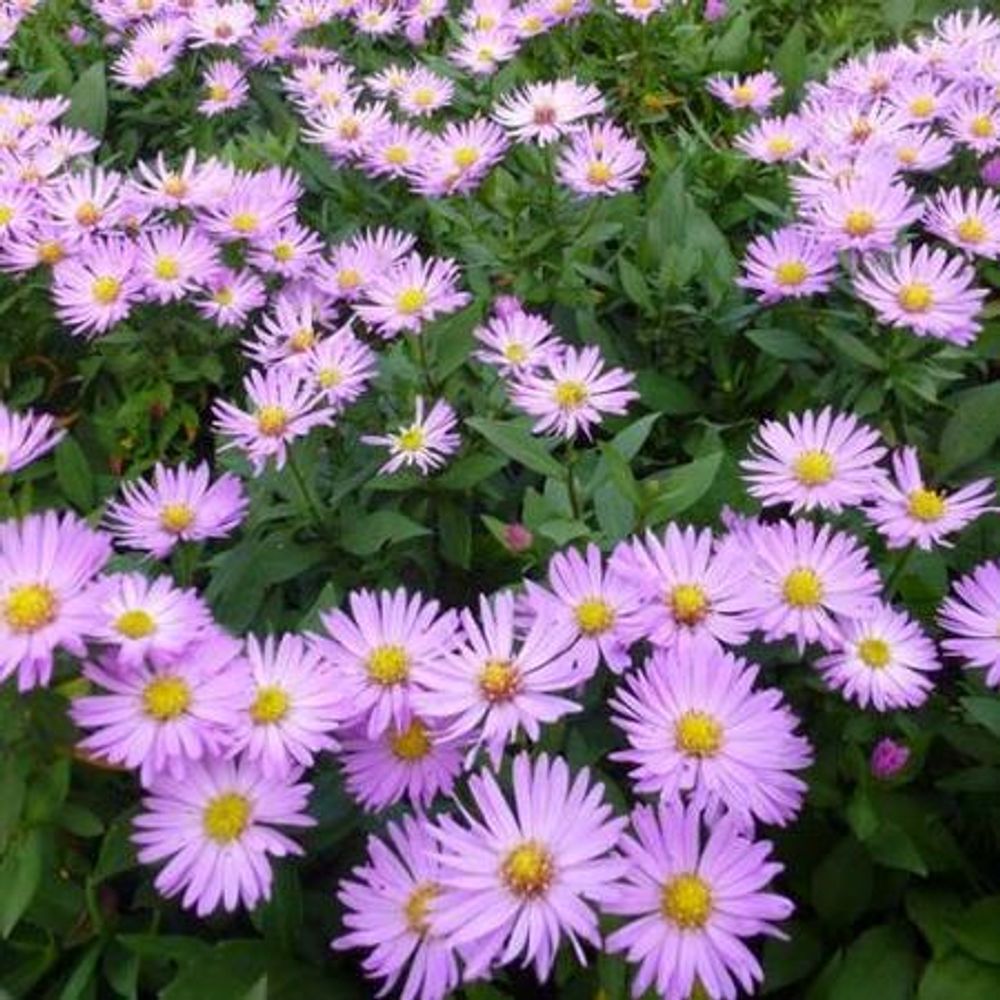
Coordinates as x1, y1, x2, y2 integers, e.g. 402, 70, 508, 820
713, 11, 751, 68
829, 926, 917, 1000
63, 62, 108, 138
436, 451, 508, 490
636, 372, 703, 415
617, 257, 653, 311
811, 837, 872, 927
883, 0, 916, 33
54, 437, 95, 511
762, 920, 824, 995
947, 896, 1000, 963
773, 20, 808, 95
118, 935, 211, 965
437, 500, 472, 569
466, 417, 564, 479
962, 697, 1000, 739
339, 511, 431, 556
820, 327, 886, 370
59, 942, 103, 1000
938, 382, 1000, 477
93, 814, 138, 884
0, 830, 44, 937
919, 955, 1000, 1000
645, 451, 723, 523
746, 327, 822, 363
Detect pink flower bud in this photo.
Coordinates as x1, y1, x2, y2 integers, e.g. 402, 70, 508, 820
704, 0, 728, 21
870, 737, 910, 779
492, 295, 525, 320
503, 522, 533, 552
982, 155, 1000, 187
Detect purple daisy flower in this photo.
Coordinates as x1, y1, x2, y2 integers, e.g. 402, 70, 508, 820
431, 752, 628, 981
738, 226, 839, 303
940, 560, 1000, 687
362, 397, 461, 475
556, 120, 646, 196
0, 402, 65, 475
303, 326, 378, 410
707, 71, 783, 112
924, 185, 1000, 257
865, 447, 995, 550
133, 755, 314, 917
605, 803, 793, 1000
51, 237, 141, 336
611, 647, 812, 826
473, 307, 564, 375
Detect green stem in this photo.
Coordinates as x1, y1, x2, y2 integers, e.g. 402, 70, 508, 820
566, 444, 582, 521
287, 448, 325, 533
883, 544, 914, 598
413, 333, 437, 397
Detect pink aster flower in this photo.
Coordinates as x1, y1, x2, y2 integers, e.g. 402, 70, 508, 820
105, 461, 248, 558
136, 225, 219, 304
613, 0, 664, 23
133, 152, 234, 212
200, 168, 299, 243
0, 511, 110, 690
889, 127, 955, 172
196, 266, 268, 328
411, 591, 580, 765
738, 226, 839, 303
521, 543, 640, 676
243, 298, 324, 370
44, 167, 126, 235
0, 402, 64, 474
188, 1, 258, 48
887, 74, 955, 124
853, 243, 987, 345
802, 175, 922, 252
87, 572, 213, 668
940, 560, 1000, 687
303, 326, 377, 410
228, 634, 343, 777
742, 407, 887, 513
133, 755, 313, 917
362, 397, 461, 476
816, 603, 940, 711
199, 59, 249, 116
924, 186, 1000, 257
361, 121, 431, 179
734, 114, 809, 163
707, 71, 783, 112
611, 647, 812, 826
605, 803, 793, 1000
302, 100, 392, 165
510, 345, 637, 439
474, 307, 563, 374
51, 238, 141, 336
213, 368, 335, 472
245, 221, 325, 278
431, 752, 628, 980
865, 447, 995, 550
408, 117, 509, 197
493, 79, 605, 145
556, 120, 645, 196
751, 519, 882, 651
73, 634, 250, 785
0, 183, 39, 239
945, 89, 1000, 153
317, 226, 416, 302
312, 587, 459, 738
338, 715, 464, 812
334, 815, 462, 1000
397, 67, 455, 117
450, 27, 520, 76
354, 252, 470, 336
609, 525, 761, 655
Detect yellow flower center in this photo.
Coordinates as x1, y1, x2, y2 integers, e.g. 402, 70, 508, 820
502, 841, 553, 898
403, 882, 440, 935
162, 175, 187, 198
202, 792, 251, 844
289, 327, 315, 352
115, 609, 156, 639
390, 719, 432, 760
367, 644, 410, 686
793, 449, 836, 486
843, 209, 876, 237
38, 240, 65, 265
0, 204, 14, 225
213, 287, 234, 306
396, 287, 428, 314
250, 685, 290, 724
586, 160, 614, 185
256, 405, 288, 437
774, 260, 809, 286
503, 342, 528, 364
971, 114, 995, 139
75, 201, 101, 226
906, 487, 946, 522
661, 873, 713, 929
897, 146, 918, 165
384, 144, 411, 165
318, 367, 343, 388
674, 710, 723, 757
957, 216, 987, 243
207, 82, 230, 102
552, 379, 589, 410
160, 502, 195, 533
153, 255, 180, 280
766, 135, 795, 157
142, 675, 191, 721
452, 146, 479, 169
272, 241, 295, 262
231, 211, 259, 234
411, 87, 435, 107
782, 567, 824, 608
575, 598, 616, 636
338, 267, 362, 289
397, 426, 426, 452
732, 84, 755, 104
909, 95, 935, 117
670, 583, 710, 626
897, 282, 934, 313
4, 583, 57, 633
479, 659, 521, 702
857, 637, 891, 669
91, 275, 121, 305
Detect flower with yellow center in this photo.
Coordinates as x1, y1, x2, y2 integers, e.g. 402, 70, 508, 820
160, 502, 195, 534
0, 204, 14, 225
793, 449, 835, 486
272, 242, 296, 263
250, 685, 290, 724
384, 145, 411, 166
452, 146, 479, 170
586, 160, 614, 186
502, 342, 528, 364
502, 841, 553, 898
575, 598, 616, 636
660, 873, 712, 929
669, 584, 710, 626
403, 882, 440, 935
774, 260, 809, 287
153, 256, 180, 281
4, 583, 57, 633
782, 567, 824, 608
908, 95, 935, 117
957, 216, 988, 244
396, 426, 426, 454
674, 711, 723, 758
289, 327, 315, 352
896, 146, 918, 166
162, 175, 188, 198
906, 487, 946, 522
411, 87, 435, 108
91, 275, 121, 305
317, 367, 343, 389
75, 201, 101, 227
116, 609, 157, 640
396, 287, 428, 315
202, 791, 252, 844
391, 719, 433, 761
552, 380, 589, 410
230, 211, 259, 234
843, 209, 876, 237
766, 135, 795, 157
732, 83, 755, 104
256, 405, 288, 437
337, 268, 362, 290
971, 114, 995, 139
38, 240, 65, 265
142, 675, 191, 721
480, 659, 521, 702
857, 637, 891, 670
367, 644, 410, 686
897, 282, 934, 313
207, 83, 230, 102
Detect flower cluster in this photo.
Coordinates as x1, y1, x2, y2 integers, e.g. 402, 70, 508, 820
722, 10, 1000, 345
